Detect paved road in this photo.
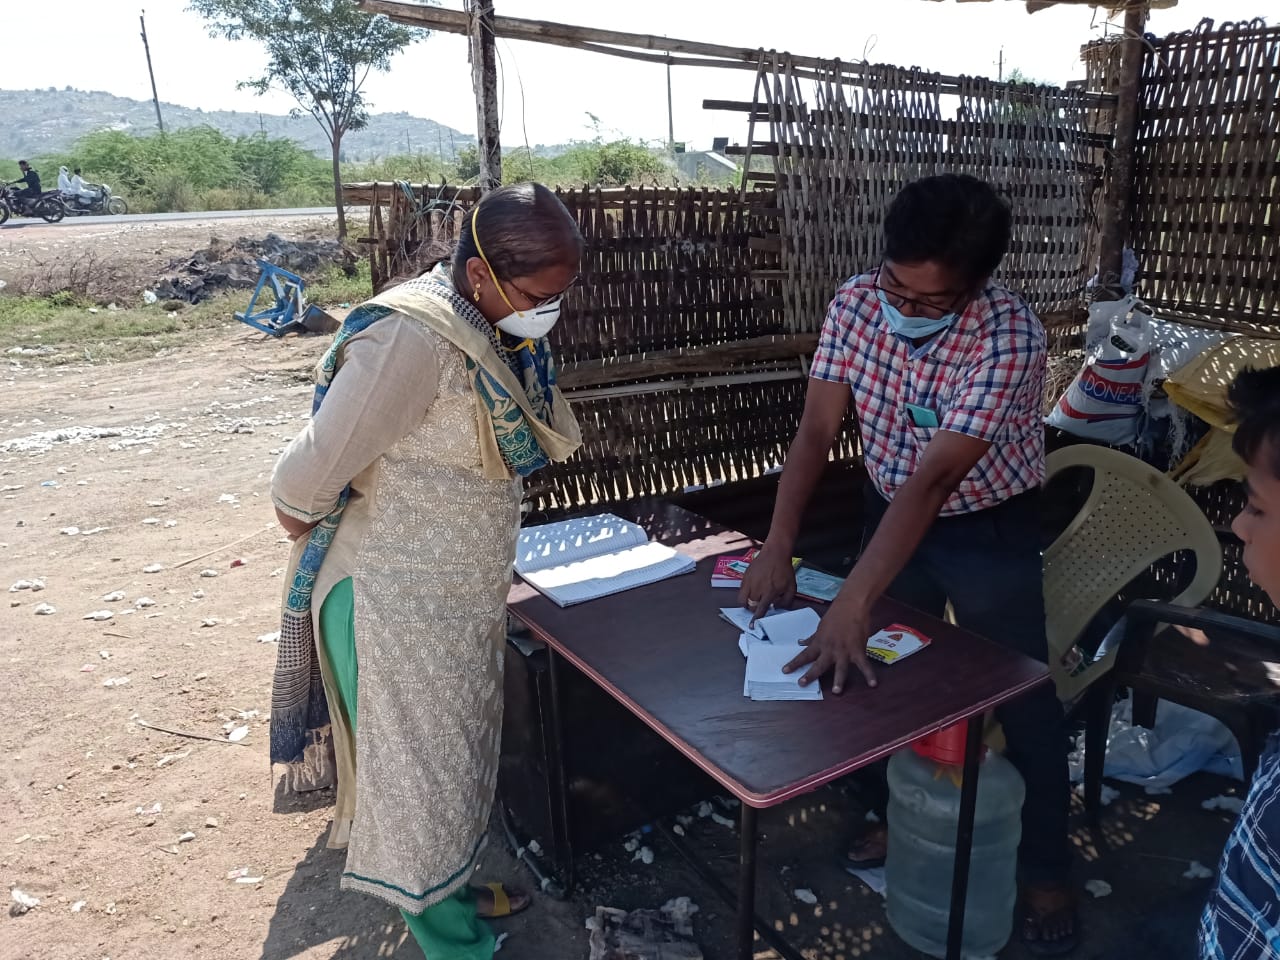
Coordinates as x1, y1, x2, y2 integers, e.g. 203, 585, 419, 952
0, 207, 352, 230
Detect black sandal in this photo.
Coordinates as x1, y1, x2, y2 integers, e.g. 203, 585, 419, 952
844, 825, 888, 870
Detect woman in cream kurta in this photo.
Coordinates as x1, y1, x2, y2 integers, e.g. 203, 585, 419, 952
270, 182, 583, 959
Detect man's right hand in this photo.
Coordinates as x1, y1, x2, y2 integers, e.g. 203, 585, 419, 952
737, 544, 798, 624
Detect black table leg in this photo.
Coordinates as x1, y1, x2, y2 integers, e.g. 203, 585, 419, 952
945, 716, 985, 960
737, 802, 758, 960
545, 648, 576, 895
660, 816, 807, 960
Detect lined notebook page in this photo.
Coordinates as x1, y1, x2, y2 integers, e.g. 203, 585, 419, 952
515, 514, 650, 575
518, 541, 695, 607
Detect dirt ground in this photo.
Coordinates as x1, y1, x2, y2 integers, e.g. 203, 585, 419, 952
0, 218, 1253, 960
0, 215, 343, 295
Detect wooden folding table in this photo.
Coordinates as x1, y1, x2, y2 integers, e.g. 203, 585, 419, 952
507, 501, 1049, 960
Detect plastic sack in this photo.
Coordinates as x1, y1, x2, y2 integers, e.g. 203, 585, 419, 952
1068, 695, 1243, 789
1047, 295, 1153, 445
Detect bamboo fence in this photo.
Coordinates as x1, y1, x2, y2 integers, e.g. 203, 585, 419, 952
344, 182, 833, 514
1086, 18, 1280, 333
340, 20, 1280, 620
738, 55, 1109, 335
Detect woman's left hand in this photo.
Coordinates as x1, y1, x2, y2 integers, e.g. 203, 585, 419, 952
275, 507, 318, 542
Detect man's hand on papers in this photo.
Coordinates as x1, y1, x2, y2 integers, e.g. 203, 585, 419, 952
737, 544, 797, 624
783, 606, 878, 695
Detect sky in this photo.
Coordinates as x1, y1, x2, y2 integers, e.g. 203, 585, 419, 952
0, 0, 1270, 150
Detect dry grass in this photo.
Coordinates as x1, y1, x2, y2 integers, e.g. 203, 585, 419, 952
0, 291, 254, 364
9, 249, 142, 305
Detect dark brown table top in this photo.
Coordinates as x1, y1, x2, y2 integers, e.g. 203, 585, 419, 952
507, 501, 1050, 808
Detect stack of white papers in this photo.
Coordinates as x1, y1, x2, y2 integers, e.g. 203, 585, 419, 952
745, 643, 823, 701
721, 607, 824, 701
515, 514, 696, 607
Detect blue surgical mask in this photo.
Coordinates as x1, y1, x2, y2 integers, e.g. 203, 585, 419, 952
876, 289, 958, 340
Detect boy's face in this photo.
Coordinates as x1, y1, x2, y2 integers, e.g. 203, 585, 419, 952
1232, 440, 1280, 605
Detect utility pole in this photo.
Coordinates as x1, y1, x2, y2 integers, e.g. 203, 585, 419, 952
997, 47, 1004, 82
467, 0, 501, 192
666, 55, 675, 153
139, 10, 165, 134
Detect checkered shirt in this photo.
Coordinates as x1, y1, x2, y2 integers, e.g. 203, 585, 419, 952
810, 270, 1046, 516
1200, 734, 1280, 960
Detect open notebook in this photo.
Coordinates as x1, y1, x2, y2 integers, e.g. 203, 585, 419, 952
514, 514, 696, 607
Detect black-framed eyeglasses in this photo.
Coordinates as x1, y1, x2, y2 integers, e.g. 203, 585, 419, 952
505, 274, 580, 308
876, 264, 967, 319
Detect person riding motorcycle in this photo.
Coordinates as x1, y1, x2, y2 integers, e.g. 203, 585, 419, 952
59, 166, 101, 209
10, 161, 41, 202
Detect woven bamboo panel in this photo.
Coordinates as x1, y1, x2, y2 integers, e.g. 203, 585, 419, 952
1128, 19, 1280, 326
525, 377, 860, 515
754, 54, 1111, 331
352, 183, 784, 355
1190, 481, 1280, 623
553, 186, 784, 362
347, 181, 858, 509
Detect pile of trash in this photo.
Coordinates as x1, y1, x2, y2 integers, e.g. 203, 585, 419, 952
151, 233, 355, 304
586, 898, 702, 960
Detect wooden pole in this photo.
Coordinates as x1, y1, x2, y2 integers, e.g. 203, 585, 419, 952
139, 10, 165, 134
468, 0, 502, 192
356, 0, 1115, 106
667, 56, 676, 152
1094, 0, 1148, 301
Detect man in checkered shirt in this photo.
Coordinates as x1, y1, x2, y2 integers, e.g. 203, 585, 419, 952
740, 174, 1077, 954
1199, 366, 1280, 960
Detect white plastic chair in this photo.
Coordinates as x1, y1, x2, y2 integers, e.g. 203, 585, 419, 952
1042, 444, 1223, 704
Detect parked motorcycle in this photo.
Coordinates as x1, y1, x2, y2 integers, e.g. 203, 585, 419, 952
60, 182, 128, 217
0, 185, 65, 223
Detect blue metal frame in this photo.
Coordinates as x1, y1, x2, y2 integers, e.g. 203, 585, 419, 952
235, 259, 310, 337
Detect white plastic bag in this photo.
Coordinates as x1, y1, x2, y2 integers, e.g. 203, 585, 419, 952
1047, 295, 1153, 445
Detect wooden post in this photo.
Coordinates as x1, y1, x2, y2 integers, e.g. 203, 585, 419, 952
667, 56, 676, 153
1094, 0, 1148, 301
139, 10, 165, 134
468, 0, 502, 193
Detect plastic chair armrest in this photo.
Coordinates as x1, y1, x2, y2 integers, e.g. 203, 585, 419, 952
1125, 599, 1280, 645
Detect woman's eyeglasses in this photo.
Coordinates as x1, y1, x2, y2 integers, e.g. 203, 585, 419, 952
506, 274, 580, 308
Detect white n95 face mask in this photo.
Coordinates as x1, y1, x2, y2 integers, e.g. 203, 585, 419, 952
495, 298, 562, 340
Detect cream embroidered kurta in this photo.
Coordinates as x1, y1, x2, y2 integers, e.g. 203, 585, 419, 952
272, 311, 521, 913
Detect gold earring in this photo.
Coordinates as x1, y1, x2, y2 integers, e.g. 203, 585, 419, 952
473, 288, 481, 302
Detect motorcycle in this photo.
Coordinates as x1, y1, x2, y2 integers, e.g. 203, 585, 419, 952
60, 182, 128, 217
0, 185, 65, 223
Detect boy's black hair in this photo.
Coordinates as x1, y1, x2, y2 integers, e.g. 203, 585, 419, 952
1229, 365, 1280, 478
883, 174, 1013, 288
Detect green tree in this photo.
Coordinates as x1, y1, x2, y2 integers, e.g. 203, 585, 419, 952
188, 0, 426, 236
452, 145, 481, 182
232, 132, 304, 193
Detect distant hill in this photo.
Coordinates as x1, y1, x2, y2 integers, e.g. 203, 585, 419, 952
0, 87, 475, 162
